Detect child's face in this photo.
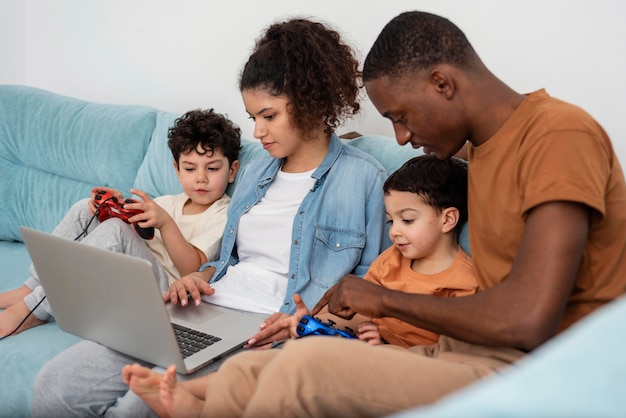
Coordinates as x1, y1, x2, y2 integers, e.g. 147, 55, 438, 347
384, 190, 454, 262
174, 146, 238, 214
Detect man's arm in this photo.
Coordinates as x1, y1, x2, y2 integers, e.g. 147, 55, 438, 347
313, 201, 590, 351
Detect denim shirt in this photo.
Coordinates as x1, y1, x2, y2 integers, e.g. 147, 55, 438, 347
200, 134, 388, 314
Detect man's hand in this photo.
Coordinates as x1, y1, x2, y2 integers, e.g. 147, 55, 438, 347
163, 268, 216, 306
311, 274, 389, 319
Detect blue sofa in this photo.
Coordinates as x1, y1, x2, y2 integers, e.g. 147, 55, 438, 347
0, 84, 426, 416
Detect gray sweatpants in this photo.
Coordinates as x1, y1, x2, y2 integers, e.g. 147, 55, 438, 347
23, 198, 169, 320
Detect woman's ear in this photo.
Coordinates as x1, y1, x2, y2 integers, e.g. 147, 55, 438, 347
441, 207, 460, 234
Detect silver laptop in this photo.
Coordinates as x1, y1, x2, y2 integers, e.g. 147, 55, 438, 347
20, 226, 263, 374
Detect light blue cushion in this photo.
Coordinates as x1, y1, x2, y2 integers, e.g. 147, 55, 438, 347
0, 241, 81, 417
342, 135, 424, 175
390, 295, 626, 418
133, 111, 184, 197
0, 85, 157, 241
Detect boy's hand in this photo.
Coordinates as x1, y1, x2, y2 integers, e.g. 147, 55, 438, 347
89, 187, 122, 215
125, 189, 172, 231
163, 269, 215, 307
357, 321, 384, 345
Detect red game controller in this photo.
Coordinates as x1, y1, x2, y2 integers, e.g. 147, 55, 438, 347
93, 190, 155, 240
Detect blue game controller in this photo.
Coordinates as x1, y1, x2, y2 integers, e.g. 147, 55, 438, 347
296, 315, 357, 339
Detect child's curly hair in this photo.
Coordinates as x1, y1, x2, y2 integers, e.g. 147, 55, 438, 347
167, 108, 242, 165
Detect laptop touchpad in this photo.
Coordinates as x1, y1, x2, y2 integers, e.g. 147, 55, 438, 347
168, 303, 224, 324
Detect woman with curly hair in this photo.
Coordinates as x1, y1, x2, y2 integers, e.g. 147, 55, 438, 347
34, 17, 388, 418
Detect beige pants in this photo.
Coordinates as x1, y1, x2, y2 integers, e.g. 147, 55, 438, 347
202, 336, 526, 417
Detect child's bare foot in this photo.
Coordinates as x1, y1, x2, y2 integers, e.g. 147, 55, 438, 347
0, 300, 46, 337
160, 365, 205, 418
123, 364, 170, 417
0, 285, 32, 309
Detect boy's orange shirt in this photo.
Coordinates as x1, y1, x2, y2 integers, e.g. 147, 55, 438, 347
364, 245, 478, 348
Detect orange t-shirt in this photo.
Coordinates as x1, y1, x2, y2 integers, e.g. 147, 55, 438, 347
364, 245, 477, 348
468, 89, 626, 332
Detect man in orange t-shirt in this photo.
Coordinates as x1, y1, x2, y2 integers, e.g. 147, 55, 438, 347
117, 12, 626, 418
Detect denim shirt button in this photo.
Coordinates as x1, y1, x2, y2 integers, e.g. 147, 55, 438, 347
335, 243, 341, 248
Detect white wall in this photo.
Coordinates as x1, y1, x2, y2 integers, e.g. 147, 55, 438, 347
3, 0, 626, 164
0, 1, 26, 84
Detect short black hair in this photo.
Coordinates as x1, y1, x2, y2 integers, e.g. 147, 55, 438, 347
167, 109, 241, 165
384, 154, 468, 232
364, 11, 477, 82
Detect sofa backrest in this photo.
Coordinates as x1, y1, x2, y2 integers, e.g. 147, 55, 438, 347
0, 84, 467, 252
0, 84, 157, 241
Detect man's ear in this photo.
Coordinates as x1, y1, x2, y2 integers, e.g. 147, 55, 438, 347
228, 160, 240, 184
430, 67, 455, 99
441, 207, 460, 234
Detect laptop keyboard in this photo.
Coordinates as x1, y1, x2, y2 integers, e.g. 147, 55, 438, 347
172, 323, 222, 358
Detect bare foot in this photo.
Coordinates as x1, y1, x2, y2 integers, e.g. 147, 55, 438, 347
123, 364, 171, 417
0, 285, 32, 309
160, 365, 205, 418
0, 300, 46, 337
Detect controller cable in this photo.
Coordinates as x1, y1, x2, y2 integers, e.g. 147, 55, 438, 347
1, 197, 112, 340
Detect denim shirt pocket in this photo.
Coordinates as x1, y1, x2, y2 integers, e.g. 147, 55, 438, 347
310, 226, 366, 288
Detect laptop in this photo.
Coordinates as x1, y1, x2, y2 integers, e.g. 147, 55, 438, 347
20, 226, 263, 374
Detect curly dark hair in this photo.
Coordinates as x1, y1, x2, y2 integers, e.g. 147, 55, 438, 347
167, 109, 242, 165
363, 11, 478, 82
384, 155, 468, 233
239, 18, 361, 139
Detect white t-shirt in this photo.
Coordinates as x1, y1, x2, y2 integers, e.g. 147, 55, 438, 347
208, 169, 315, 314
146, 193, 230, 285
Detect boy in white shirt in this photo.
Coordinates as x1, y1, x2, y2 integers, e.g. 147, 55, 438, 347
0, 108, 240, 338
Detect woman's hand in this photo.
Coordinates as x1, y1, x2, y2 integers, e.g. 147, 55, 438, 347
163, 268, 216, 306
245, 294, 311, 349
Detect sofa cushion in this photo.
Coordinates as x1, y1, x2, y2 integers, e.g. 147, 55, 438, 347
133, 111, 185, 197
342, 135, 424, 175
0, 85, 157, 241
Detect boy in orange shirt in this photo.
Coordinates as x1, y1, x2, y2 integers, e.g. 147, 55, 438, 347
355, 154, 477, 347
288, 154, 476, 347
